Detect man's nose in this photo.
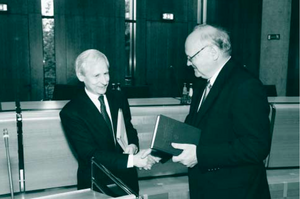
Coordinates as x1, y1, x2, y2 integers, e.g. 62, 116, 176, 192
187, 59, 192, 66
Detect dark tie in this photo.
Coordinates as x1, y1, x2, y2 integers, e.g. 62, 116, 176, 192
197, 80, 212, 111
98, 95, 116, 144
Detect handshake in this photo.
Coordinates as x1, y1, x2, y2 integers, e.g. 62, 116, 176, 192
124, 144, 160, 170
125, 143, 198, 170
132, 149, 160, 170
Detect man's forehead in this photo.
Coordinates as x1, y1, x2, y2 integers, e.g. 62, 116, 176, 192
85, 60, 108, 71
185, 34, 202, 51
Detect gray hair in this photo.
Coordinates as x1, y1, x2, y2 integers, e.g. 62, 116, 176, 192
75, 49, 109, 75
193, 24, 232, 56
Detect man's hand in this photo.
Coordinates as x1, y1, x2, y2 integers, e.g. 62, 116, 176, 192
124, 144, 138, 155
133, 149, 160, 170
172, 143, 197, 168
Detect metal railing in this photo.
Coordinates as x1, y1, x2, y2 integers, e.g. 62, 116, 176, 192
91, 157, 142, 199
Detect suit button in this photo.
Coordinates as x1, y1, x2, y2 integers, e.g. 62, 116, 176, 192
208, 169, 211, 172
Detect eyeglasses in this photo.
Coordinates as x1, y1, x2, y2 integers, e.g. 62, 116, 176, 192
187, 45, 209, 62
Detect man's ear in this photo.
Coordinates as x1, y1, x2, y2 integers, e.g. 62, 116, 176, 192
76, 72, 85, 82
210, 46, 220, 61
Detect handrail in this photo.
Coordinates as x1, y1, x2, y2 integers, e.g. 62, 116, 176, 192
3, 128, 14, 199
91, 157, 142, 199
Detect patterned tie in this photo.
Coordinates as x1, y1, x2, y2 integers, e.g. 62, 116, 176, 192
98, 95, 116, 144
198, 80, 212, 111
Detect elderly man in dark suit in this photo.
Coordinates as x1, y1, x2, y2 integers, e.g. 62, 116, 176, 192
172, 24, 271, 199
60, 49, 157, 195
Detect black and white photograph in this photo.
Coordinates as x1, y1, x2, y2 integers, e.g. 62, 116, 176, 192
0, 0, 298, 198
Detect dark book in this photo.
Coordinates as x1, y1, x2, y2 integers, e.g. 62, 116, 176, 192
150, 115, 201, 163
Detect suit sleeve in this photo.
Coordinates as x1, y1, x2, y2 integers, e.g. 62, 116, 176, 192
60, 108, 129, 171
196, 79, 271, 168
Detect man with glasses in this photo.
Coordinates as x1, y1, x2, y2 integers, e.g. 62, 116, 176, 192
171, 24, 271, 199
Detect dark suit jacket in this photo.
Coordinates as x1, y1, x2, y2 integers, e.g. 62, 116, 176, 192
60, 88, 139, 194
186, 59, 271, 199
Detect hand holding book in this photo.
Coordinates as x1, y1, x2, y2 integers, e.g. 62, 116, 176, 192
171, 143, 198, 168
150, 115, 201, 163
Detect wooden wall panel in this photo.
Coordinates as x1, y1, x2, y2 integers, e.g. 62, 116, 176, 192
55, 0, 198, 97
135, 0, 198, 97
29, 13, 44, 101
55, 0, 126, 85
28, 0, 44, 101
207, 0, 263, 77
55, 15, 67, 84
187, 0, 198, 22
145, 22, 190, 97
0, 0, 43, 102
55, 0, 124, 17
0, 15, 31, 101
28, 0, 42, 14
3, 0, 28, 14
145, 0, 188, 22
145, 22, 169, 96
135, 19, 147, 86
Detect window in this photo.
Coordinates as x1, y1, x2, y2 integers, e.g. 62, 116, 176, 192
41, 0, 55, 100
125, 0, 136, 86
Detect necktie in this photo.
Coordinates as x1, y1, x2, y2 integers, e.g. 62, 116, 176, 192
198, 80, 212, 111
98, 95, 116, 144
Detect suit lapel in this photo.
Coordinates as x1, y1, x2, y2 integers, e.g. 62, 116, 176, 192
80, 91, 101, 118
195, 59, 236, 125
81, 91, 116, 144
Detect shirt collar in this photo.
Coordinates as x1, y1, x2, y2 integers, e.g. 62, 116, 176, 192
85, 87, 107, 111
85, 87, 103, 100
208, 56, 231, 86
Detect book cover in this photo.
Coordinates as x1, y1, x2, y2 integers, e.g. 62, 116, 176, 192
150, 115, 201, 162
116, 109, 128, 151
